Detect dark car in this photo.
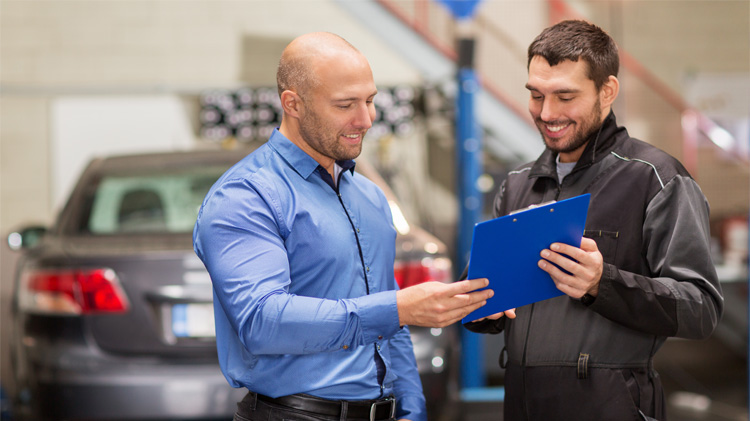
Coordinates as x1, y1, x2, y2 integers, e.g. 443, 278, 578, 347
7, 147, 457, 420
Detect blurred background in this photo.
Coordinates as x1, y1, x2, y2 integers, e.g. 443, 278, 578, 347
1, 0, 748, 420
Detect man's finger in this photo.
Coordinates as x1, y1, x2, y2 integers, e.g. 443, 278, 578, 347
468, 307, 516, 323
450, 278, 490, 295
580, 237, 599, 252
550, 243, 587, 262
539, 258, 571, 283
456, 300, 488, 322
428, 300, 488, 327
453, 288, 494, 308
473, 311, 505, 322
541, 249, 578, 274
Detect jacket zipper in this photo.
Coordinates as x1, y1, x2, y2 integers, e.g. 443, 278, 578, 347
521, 302, 535, 420
520, 180, 563, 419
521, 181, 563, 363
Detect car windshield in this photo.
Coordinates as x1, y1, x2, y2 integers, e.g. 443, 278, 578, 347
85, 165, 228, 234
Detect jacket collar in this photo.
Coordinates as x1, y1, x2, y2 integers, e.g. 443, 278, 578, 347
529, 111, 622, 179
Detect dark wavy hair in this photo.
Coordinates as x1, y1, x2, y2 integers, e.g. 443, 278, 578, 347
527, 19, 619, 90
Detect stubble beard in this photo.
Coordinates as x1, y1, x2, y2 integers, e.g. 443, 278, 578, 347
539, 98, 603, 155
298, 108, 363, 162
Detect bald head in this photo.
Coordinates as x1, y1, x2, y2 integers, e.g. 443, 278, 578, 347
276, 32, 363, 99
275, 32, 377, 173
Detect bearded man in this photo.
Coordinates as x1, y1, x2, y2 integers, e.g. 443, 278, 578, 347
465, 20, 723, 421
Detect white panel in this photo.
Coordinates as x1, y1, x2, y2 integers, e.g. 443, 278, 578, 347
51, 96, 195, 209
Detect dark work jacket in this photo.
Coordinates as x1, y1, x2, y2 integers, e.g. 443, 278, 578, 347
466, 112, 723, 421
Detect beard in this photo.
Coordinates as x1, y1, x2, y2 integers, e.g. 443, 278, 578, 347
538, 98, 603, 155
298, 107, 363, 162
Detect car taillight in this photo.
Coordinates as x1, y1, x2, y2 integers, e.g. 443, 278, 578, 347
394, 257, 453, 289
19, 268, 129, 315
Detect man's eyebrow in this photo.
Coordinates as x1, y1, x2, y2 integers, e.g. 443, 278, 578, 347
332, 91, 378, 102
525, 84, 581, 94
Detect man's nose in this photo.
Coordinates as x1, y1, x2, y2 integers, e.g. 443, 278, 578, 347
539, 98, 559, 122
353, 103, 374, 129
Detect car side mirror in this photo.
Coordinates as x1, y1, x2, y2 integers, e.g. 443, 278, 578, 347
7, 225, 48, 251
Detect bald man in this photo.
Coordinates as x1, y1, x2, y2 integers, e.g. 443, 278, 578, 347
194, 32, 492, 421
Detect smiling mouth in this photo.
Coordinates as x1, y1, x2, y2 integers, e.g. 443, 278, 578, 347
547, 123, 568, 132
540, 120, 572, 137
342, 133, 364, 143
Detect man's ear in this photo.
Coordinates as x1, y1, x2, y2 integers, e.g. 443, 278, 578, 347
280, 90, 303, 119
600, 75, 620, 109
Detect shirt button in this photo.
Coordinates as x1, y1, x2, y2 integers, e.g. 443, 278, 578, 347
377, 345, 381, 351
343, 345, 349, 350
366, 266, 370, 272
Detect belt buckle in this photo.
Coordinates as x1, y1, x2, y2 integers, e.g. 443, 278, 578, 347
369, 397, 395, 421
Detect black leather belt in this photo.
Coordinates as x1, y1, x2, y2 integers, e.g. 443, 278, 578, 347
254, 392, 396, 421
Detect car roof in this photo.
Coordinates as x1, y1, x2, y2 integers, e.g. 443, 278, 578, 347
84, 145, 400, 205
90, 147, 256, 173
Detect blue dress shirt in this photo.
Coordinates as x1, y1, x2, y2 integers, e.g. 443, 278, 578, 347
193, 129, 426, 420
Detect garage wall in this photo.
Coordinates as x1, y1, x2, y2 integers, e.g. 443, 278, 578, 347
0, 97, 51, 227
0, 0, 423, 231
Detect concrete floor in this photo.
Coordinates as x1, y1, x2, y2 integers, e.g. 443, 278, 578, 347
655, 337, 748, 421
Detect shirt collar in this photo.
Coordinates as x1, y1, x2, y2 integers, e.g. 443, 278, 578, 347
267, 129, 356, 181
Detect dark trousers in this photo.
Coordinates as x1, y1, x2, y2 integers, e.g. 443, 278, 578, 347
234, 391, 397, 421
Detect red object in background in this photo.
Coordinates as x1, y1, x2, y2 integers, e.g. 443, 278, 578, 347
721, 216, 748, 267
21, 268, 129, 315
394, 257, 452, 289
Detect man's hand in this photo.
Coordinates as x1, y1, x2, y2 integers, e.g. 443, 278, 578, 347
396, 278, 493, 327
538, 237, 603, 299
469, 308, 517, 323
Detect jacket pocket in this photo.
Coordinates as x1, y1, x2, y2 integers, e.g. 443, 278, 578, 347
584, 229, 619, 262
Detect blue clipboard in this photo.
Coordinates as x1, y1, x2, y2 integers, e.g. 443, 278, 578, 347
462, 194, 591, 323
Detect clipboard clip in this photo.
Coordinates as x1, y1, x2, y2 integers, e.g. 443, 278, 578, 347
509, 200, 557, 215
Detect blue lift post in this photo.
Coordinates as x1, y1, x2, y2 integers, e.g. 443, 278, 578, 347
455, 37, 485, 390
436, 0, 504, 403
